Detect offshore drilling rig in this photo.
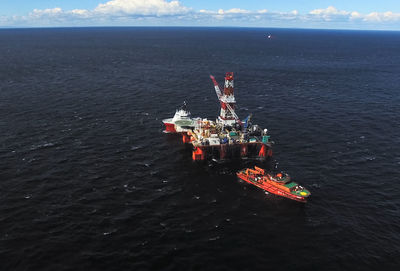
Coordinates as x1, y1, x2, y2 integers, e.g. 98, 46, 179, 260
162, 72, 273, 161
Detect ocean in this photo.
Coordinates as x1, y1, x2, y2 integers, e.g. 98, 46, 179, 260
0, 27, 399, 270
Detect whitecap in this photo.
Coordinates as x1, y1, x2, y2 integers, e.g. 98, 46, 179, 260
103, 229, 117, 236
42, 143, 54, 147
209, 236, 220, 241
130, 146, 141, 151
30, 142, 55, 151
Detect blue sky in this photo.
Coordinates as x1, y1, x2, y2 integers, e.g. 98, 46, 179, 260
1, 0, 400, 30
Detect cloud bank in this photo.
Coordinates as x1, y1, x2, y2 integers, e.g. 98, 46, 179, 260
94, 0, 189, 16
308, 6, 400, 22
1, 1, 400, 30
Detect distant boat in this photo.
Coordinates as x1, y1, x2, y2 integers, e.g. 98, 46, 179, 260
267, 34, 272, 39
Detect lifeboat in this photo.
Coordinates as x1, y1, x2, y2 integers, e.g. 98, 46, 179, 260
236, 166, 311, 202
162, 101, 196, 133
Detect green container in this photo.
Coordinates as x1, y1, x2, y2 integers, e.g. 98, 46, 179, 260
285, 182, 297, 189
262, 135, 270, 143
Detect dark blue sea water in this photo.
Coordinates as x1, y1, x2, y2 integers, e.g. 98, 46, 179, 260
0, 27, 399, 270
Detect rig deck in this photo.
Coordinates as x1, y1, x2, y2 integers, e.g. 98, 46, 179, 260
163, 72, 273, 161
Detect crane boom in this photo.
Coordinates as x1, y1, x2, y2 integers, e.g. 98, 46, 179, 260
210, 75, 223, 100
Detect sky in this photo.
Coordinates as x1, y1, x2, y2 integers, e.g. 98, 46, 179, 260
1, 0, 400, 30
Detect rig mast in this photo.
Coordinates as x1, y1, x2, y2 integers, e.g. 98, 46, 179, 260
210, 72, 238, 127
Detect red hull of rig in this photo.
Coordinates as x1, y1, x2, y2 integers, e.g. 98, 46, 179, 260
163, 72, 273, 161
191, 142, 272, 161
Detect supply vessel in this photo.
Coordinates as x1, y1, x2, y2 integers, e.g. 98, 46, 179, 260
236, 166, 311, 202
162, 72, 273, 161
162, 101, 195, 133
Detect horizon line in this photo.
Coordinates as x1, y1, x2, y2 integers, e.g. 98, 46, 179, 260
1, 25, 400, 32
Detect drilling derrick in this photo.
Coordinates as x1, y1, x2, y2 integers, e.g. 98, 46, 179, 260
214, 72, 236, 127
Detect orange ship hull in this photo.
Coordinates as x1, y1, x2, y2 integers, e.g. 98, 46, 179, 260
236, 170, 310, 203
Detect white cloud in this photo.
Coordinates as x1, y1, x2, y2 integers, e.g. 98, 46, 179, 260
307, 6, 400, 25
198, 9, 213, 14
30, 8, 63, 18
212, 8, 251, 20
222, 8, 250, 14
0, 0, 191, 26
27, 7, 91, 23
1, 3, 400, 29
94, 0, 189, 16
350, 11, 362, 20
308, 6, 352, 22
70, 9, 91, 18
309, 6, 349, 16
364, 11, 400, 22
